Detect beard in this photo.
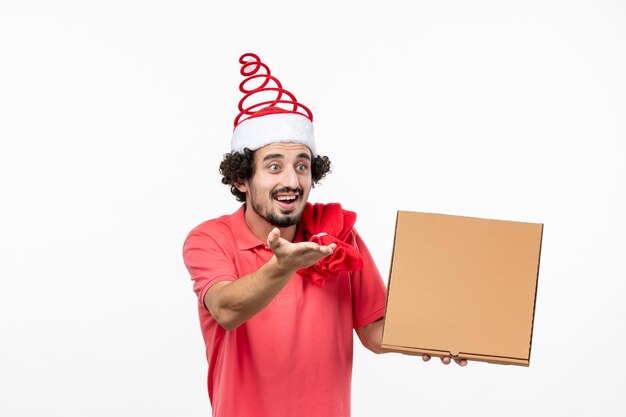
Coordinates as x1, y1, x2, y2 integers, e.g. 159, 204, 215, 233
263, 210, 300, 227
249, 185, 306, 227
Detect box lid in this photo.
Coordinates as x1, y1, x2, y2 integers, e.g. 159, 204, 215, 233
381, 211, 543, 366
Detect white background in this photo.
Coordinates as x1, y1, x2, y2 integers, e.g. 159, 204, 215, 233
1, 1, 625, 416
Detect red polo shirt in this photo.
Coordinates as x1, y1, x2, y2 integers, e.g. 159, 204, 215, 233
183, 205, 387, 417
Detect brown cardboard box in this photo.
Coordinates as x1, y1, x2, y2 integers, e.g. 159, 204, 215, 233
381, 211, 543, 366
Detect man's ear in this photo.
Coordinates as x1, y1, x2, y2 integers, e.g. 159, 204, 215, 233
234, 179, 248, 194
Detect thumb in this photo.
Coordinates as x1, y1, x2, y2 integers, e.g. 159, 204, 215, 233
267, 228, 281, 250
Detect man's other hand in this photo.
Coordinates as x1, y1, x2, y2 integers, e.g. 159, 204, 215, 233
421, 354, 468, 367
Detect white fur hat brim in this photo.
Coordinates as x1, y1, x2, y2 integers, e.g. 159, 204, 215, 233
231, 112, 316, 156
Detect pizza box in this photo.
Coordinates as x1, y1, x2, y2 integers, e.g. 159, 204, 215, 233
381, 211, 543, 366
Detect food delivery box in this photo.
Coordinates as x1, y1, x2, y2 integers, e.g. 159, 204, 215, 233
381, 211, 543, 366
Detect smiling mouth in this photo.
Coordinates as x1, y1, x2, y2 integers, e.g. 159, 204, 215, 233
272, 189, 302, 207
274, 194, 299, 204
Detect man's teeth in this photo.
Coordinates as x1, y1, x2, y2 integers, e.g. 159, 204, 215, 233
276, 196, 296, 201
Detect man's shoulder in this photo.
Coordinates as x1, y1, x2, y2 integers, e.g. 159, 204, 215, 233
190, 213, 231, 233
185, 208, 242, 241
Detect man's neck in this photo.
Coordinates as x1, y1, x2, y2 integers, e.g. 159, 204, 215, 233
243, 205, 297, 243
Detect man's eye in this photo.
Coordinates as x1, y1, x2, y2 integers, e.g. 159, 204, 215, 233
296, 164, 308, 171
269, 164, 280, 171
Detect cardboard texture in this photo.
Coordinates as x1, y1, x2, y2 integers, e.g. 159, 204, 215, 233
381, 211, 543, 366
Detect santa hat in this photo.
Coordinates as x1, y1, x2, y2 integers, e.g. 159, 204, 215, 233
231, 53, 316, 155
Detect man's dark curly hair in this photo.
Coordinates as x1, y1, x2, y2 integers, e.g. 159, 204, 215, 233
219, 148, 332, 202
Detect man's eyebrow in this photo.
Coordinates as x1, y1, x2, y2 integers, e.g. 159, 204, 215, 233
262, 153, 284, 161
262, 152, 311, 161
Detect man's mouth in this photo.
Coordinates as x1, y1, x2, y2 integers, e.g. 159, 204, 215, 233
272, 189, 302, 208
275, 195, 298, 202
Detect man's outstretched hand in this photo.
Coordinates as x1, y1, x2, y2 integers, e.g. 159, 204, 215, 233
267, 228, 337, 272
202, 228, 337, 331
421, 354, 468, 367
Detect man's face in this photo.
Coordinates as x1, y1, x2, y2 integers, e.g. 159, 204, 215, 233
240, 143, 313, 228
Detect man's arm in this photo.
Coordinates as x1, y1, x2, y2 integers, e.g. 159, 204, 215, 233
355, 318, 386, 354
356, 320, 468, 366
204, 227, 336, 331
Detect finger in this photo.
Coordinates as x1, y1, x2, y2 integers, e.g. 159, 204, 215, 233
422, 354, 431, 362
294, 241, 321, 251
318, 244, 336, 255
295, 242, 335, 255
440, 356, 451, 365
454, 358, 468, 367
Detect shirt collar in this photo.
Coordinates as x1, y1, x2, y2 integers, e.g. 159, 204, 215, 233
229, 205, 267, 250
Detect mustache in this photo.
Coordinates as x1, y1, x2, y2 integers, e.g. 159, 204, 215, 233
271, 187, 303, 198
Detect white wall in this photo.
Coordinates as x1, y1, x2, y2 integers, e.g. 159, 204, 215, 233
1, 1, 624, 415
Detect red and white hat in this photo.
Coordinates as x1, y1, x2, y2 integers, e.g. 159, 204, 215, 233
231, 53, 316, 155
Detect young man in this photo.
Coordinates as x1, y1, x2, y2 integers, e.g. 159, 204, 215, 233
183, 53, 465, 417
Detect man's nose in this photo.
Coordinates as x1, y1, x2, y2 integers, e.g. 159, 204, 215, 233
280, 167, 300, 189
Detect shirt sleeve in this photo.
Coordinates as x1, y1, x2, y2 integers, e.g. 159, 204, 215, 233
182, 227, 238, 311
349, 229, 388, 329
